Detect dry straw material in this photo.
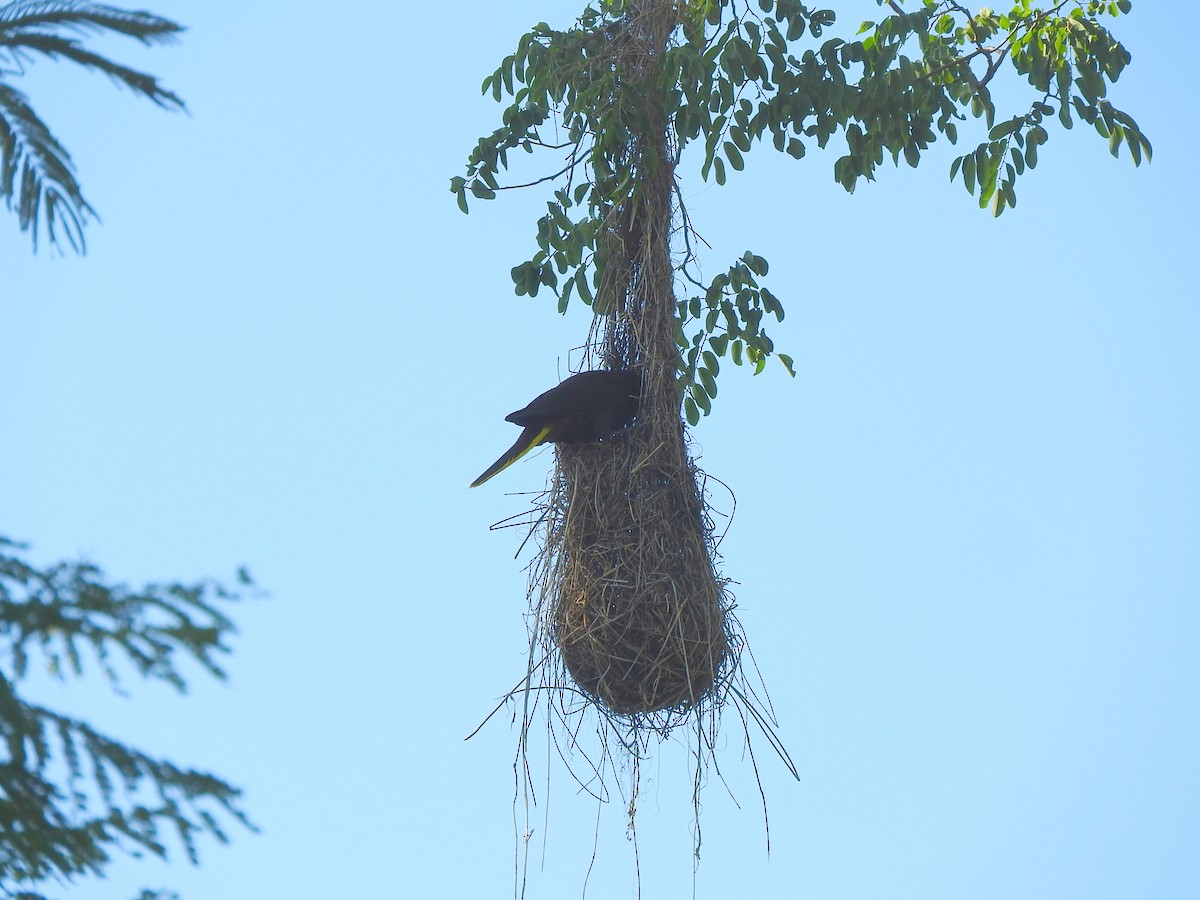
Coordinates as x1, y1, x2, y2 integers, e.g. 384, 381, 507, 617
525, 0, 737, 725
552, 422, 732, 715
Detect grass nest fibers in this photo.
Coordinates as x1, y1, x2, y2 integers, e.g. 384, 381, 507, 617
552, 420, 731, 715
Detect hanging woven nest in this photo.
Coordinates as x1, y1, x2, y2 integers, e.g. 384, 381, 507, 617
551, 425, 730, 714
523, 0, 737, 718
532, 135, 737, 719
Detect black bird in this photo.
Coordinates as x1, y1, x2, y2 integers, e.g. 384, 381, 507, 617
471, 368, 642, 487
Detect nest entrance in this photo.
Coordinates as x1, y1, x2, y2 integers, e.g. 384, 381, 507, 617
551, 436, 729, 714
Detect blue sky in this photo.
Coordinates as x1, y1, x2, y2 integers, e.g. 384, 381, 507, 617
3, 2, 1197, 898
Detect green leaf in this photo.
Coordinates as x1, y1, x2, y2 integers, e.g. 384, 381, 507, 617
575, 268, 594, 305
743, 252, 769, 276
834, 156, 858, 193
557, 274, 575, 313
511, 262, 530, 295
469, 181, 496, 200
724, 141, 745, 171
731, 125, 751, 153
761, 287, 783, 320
1010, 147, 1025, 175
1108, 128, 1122, 158
988, 117, 1023, 140
501, 57, 514, 95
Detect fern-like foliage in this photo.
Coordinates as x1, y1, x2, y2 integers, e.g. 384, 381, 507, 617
0, 536, 255, 899
0, 1, 184, 253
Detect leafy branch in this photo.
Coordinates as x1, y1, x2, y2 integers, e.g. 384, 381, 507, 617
0, 1, 185, 253
0, 536, 256, 897
452, 0, 1148, 421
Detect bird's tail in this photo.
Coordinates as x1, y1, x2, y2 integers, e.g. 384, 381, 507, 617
470, 425, 553, 488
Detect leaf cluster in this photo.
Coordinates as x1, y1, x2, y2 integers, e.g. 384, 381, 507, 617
944, 0, 1151, 212
454, 0, 1147, 419
0, 536, 254, 900
669, 0, 1148, 211
0, 1, 185, 253
675, 250, 795, 424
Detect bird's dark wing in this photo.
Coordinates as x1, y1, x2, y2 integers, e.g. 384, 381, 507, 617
506, 369, 642, 429
472, 369, 642, 487
469, 423, 553, 488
